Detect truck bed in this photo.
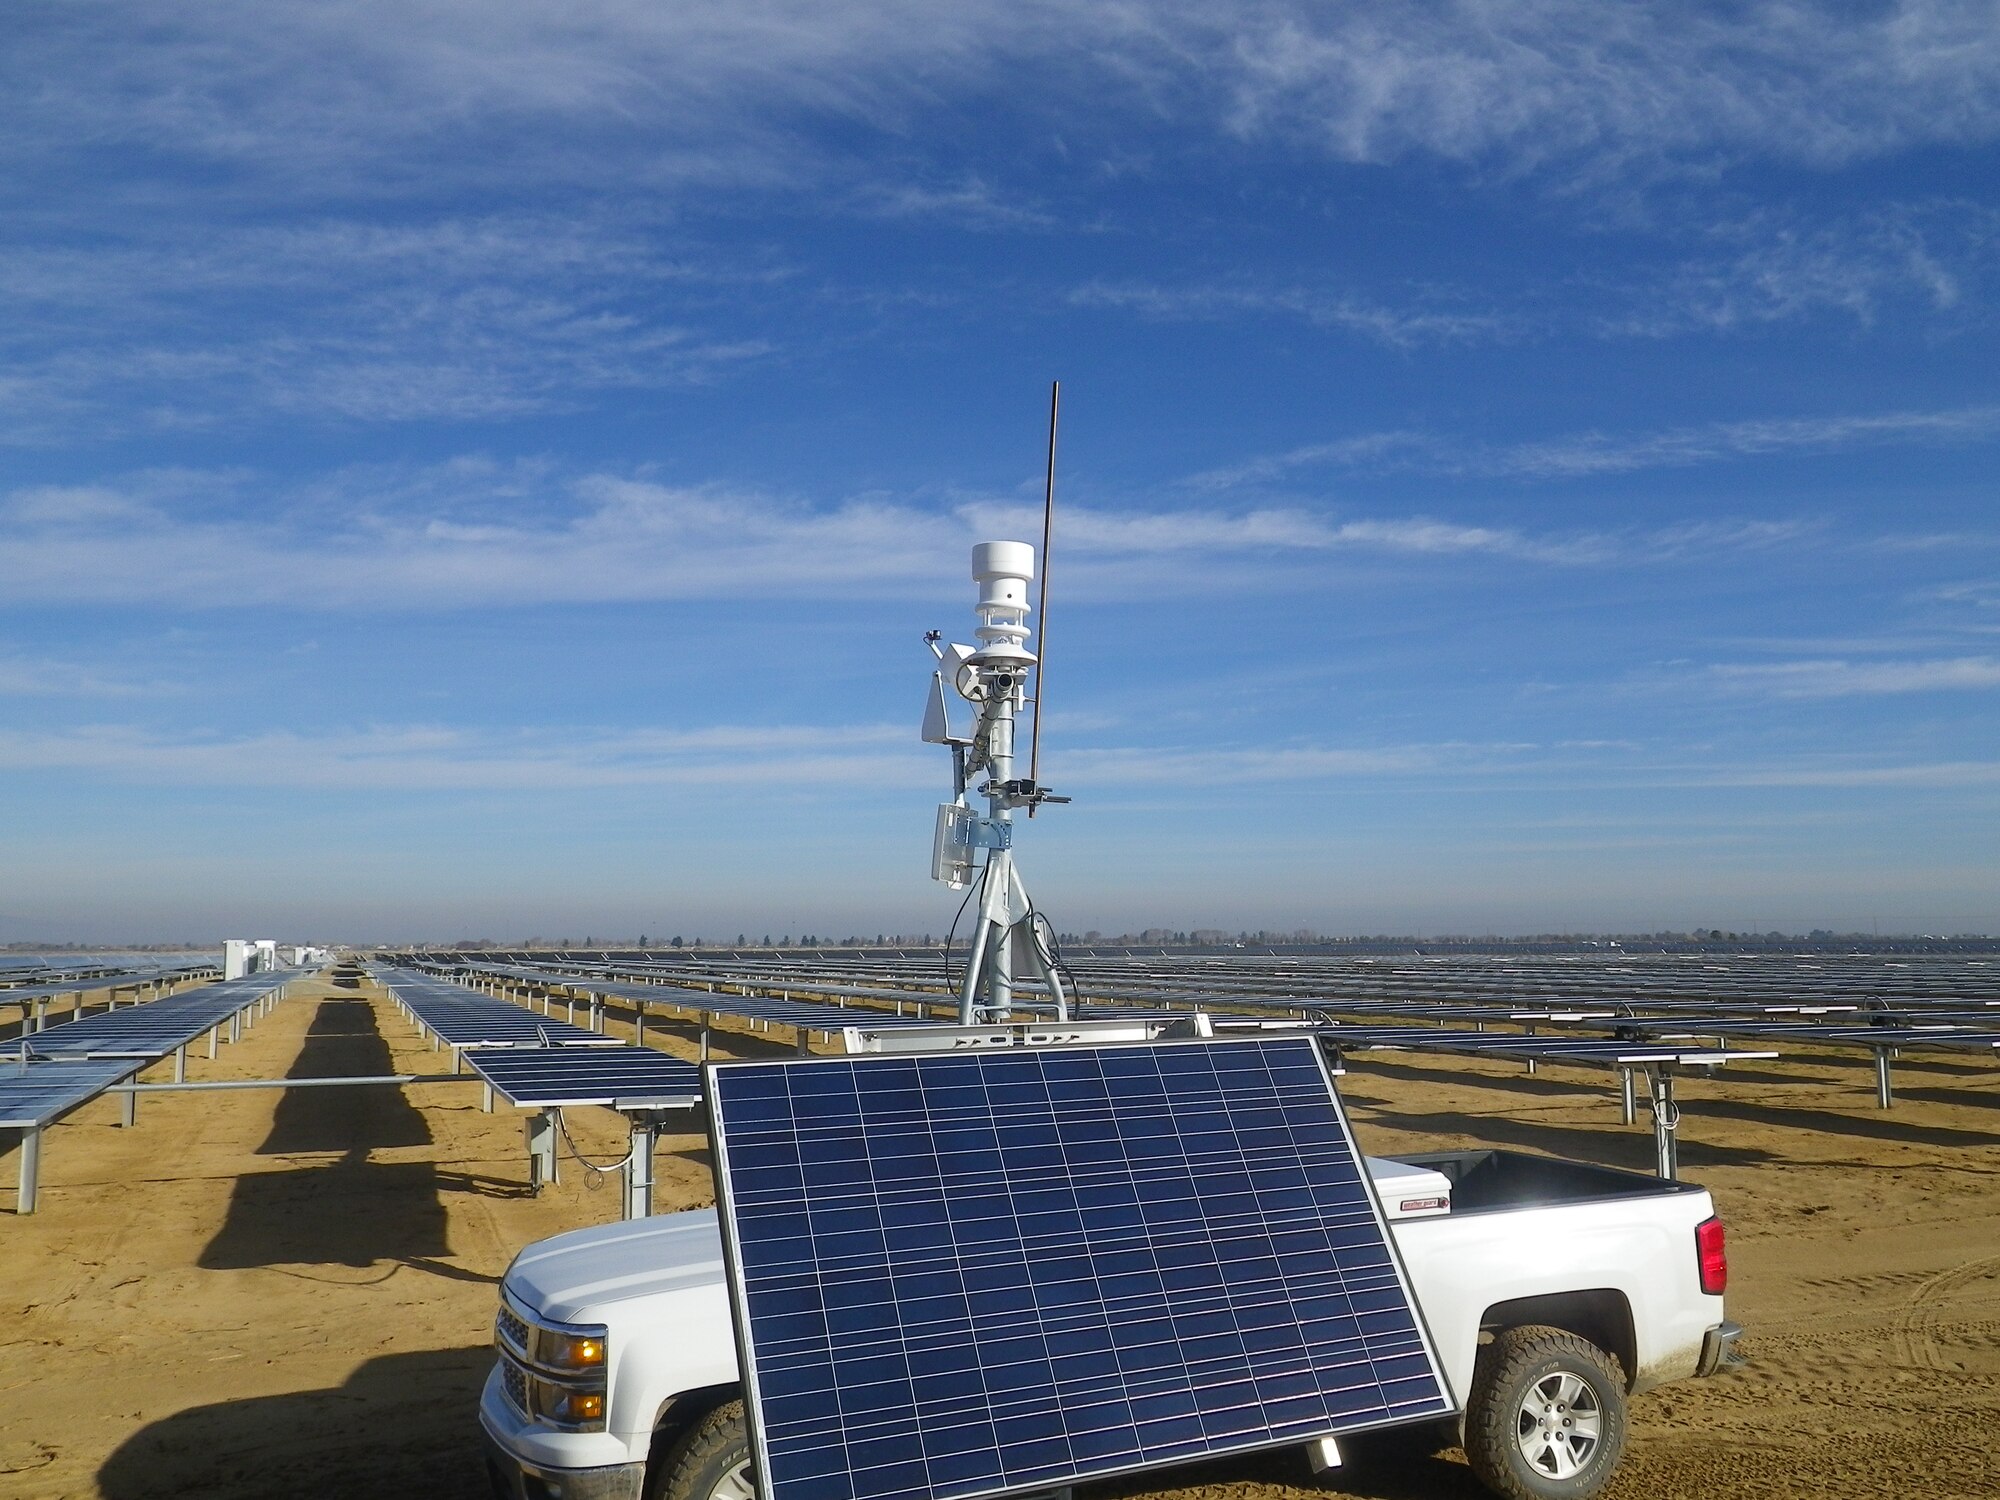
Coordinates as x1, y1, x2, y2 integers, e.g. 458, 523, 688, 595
1392, 1148, 1709, 1214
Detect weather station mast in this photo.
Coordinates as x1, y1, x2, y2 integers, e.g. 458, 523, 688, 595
923, 386, 1072, 1025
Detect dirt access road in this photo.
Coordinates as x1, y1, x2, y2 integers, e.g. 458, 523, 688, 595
3, 973, 1997, 1499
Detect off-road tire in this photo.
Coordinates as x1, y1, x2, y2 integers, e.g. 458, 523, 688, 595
650, 1399, 756, 1500
1463, 1325, 1627, 1500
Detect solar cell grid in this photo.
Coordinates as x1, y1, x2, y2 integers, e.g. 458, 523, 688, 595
467, 1046, 702, 1107
710, 1037, 1450, 1500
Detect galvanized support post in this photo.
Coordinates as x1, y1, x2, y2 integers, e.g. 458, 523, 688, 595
174, 1047, 186, 1084
624, 1116, 657, 1220
1620, 1066, 1636, 1126
1875, 1048, 1894, 1109
526, 1111, 558, 1190
1647, 1069, 1678, 1180
634, 1009, 646, 1047
17, 1127, 40, 1214
120, 1088, 136, 1128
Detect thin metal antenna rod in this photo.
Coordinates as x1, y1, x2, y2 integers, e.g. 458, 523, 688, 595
1029, 380, 1058, 813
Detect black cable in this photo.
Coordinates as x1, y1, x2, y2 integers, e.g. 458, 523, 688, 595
1025, 901, 1085, 1011
550, 1107, 635, 1185
940, 861, 986, 996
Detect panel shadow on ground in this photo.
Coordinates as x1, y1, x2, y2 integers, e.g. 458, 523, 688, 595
97, 1347, 494, 1500
200, 996, 450, 1270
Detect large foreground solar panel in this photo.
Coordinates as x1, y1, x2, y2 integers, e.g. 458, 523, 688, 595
707, 1036, 1452, 1500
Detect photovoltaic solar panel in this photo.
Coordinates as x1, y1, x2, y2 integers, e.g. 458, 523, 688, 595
1311, 1026, 1777, 1068
707, 1036, 1452, 1500
18, 973, 291, 1059
466, 1046, 702, 1107
374, 969, 616, 1048
0, 1059, 141, 1128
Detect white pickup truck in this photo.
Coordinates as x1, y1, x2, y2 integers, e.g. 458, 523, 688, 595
479, 1146, 1742, 1500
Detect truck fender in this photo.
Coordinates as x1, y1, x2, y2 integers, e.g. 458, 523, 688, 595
648, 1382, 742, 1460
1481, 1290, 1636, 1390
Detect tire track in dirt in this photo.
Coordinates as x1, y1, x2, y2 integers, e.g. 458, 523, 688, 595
1890, 1254, 2000, 1371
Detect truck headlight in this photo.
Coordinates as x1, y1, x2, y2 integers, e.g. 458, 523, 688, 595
541, 1332, 606, 1371
530, 1379, 607, 1429
494, 1291, 611, 1432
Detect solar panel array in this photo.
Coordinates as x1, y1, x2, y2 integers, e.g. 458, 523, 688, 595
417, 947, 1999, 1017
391, 947, 2000, 1119
371, 966, 618, 1050
1707, 1020, 2000, 1052
1, 962, 221, 1028
709, 1037, 1452, 1500
1311, 1024, 1776, 1071
0, 956, 205, 989
15, 971, 296, 1060
431, 961, 943, 1039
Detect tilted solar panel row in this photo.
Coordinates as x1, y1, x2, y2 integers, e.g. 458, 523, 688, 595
16, 971, 297, 1060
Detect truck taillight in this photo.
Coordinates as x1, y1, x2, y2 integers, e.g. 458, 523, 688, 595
1695, 1215, 1727, 1295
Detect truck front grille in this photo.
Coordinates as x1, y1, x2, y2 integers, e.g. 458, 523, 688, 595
495, 1302, 531, 1360
500, 1357, 529, 1417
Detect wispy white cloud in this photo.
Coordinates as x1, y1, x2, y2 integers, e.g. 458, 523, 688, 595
1204, 3, 2000, 173
854, 176, 1058, 229
1066, 281, 1509, 348
1486, 407, 2000, 480
1053, 741, 1506, 787
0, 653, 181, 699
0, 458, 1636, 608
1189, 403, 2000, 490
958, 499, 1598, 563
0, 722, 923, 792
1708, 760, 2000, 789
7, 11, 1994, 446
0, 216, 782, 441
1706, 656, 2000, 698
1075, 202, 1999, 352
1928, 580, 2000, 612
1609, 202, 1999, 336
23, 714, 1979, 805
11, 2, 1997, 198
0, 722, 1598, 794
1184, 433, 1435, 492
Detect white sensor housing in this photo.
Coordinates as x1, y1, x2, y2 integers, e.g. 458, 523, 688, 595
970, 540, 1036, 665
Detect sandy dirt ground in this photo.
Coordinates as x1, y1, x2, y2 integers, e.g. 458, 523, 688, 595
4, 972, 1997, 1500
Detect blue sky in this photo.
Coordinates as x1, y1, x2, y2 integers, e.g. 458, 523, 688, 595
3, 2, 1997, 943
